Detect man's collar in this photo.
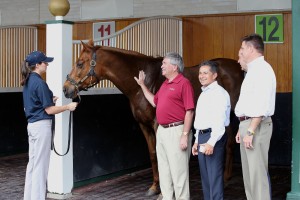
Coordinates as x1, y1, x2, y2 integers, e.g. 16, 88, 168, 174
165, 73, 183, 83
201, 81, 218, 91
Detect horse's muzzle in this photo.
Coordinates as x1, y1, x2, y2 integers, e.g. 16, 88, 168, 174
63, 85, 77, 99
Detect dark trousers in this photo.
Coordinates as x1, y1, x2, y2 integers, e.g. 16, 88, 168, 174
198, 132, 227, 200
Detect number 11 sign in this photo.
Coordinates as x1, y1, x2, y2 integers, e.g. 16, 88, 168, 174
93, 21, 116, 45
255, 14, 283, 43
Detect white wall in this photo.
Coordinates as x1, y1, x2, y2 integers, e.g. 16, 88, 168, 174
0, 0, 291, 26
238, 0, 291, 11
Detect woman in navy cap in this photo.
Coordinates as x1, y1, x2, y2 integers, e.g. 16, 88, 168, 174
21, 51, 78, 200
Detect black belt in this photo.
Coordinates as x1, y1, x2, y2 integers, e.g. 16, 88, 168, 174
199, 128, 212, 134
238, 116, 251, 122
161, 121, 184, 128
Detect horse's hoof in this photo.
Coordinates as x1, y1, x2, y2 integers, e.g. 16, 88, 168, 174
145, 188, 159, 196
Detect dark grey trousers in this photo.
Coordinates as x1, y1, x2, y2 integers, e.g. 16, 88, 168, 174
198, 132, 227, 200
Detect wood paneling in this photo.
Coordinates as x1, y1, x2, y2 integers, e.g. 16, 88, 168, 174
115, 19, 139, 31
182, 12, 292, 92
223, 16, 235, 59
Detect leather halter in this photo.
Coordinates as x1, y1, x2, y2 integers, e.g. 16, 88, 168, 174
66, 51, 99, 91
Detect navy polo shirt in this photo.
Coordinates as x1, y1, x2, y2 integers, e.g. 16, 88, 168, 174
23, 72, 55, 123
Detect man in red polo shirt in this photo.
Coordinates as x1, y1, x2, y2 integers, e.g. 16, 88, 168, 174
135, 52, 195, 200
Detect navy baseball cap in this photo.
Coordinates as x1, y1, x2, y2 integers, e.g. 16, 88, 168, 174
26, 51, 54, 66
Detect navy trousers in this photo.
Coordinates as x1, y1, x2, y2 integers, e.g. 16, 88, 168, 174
198, 132, 227, 200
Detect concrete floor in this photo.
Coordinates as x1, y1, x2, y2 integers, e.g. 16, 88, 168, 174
0, 153, 290, 200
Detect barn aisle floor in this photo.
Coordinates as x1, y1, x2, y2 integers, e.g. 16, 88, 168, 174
0, 153, 290, 200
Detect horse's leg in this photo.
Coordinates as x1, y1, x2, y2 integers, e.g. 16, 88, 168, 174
224, 112, 240, 182
139, 123, 160, 196
224, 125, 234, 182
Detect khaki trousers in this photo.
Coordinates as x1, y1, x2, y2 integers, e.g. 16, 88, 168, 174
239, 117, 272, 200
156, 125, 192, 200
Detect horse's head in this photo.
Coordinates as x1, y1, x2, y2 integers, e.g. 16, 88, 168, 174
63, 40, 100, 99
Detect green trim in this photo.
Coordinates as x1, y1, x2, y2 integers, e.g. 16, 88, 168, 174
287, 192, 300, 200
287, 0, 300, 199
45, 20, 74, 25
74, 164, 150, 188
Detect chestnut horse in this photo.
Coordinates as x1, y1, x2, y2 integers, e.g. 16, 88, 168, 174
63, 40, 244, 196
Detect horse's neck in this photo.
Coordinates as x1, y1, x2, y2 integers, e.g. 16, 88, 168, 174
99, 50, 143, 97
98, 48, 163, 98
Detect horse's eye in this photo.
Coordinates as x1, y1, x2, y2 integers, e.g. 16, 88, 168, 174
77, 62, 83, 68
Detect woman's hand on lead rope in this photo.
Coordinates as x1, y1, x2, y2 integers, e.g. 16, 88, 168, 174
67, 102, 78, 111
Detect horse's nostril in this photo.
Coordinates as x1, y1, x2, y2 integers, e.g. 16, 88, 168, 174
63, 87, 67, 95
63, 86, 71, 98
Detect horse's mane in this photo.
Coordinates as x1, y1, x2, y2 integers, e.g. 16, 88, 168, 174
99, 46, 145, 56
86, 39, 161, 60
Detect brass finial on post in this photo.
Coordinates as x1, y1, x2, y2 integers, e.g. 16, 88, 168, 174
48, 0, 70, 20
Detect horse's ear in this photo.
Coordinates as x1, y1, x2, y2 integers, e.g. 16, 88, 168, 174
88, 39, 94, 47
81, 40, 88, 50
81, 40, 94, 51
88, 39, 94, 46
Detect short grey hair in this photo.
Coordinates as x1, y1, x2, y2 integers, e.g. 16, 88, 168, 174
199, 60, 219, 74
164, 52, 184, 73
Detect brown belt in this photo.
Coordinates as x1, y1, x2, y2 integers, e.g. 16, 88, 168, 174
238, 116, 251, 122
161, 121, 184, 128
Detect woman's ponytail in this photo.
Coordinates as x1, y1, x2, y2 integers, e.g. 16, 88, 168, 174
20, 61, 31, 86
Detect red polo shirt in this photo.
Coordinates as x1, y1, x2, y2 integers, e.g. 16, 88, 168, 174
154, 74, 195, 125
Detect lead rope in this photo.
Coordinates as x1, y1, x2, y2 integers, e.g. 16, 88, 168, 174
51, 95, 80, 156
51, 112, 72, 156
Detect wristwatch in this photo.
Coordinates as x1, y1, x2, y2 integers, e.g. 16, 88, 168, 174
247, 130, 255, 136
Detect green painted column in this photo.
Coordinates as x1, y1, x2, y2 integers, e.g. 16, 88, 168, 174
287, 0, 300, 199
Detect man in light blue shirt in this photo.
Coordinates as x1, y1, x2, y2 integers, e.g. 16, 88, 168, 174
192, 60, 231, 200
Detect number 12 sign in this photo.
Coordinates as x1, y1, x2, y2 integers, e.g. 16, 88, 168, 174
255, 14, 283, 43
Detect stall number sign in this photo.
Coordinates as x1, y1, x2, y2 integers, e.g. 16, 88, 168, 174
93, 22, 115, 45
255, 14, 283, 43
